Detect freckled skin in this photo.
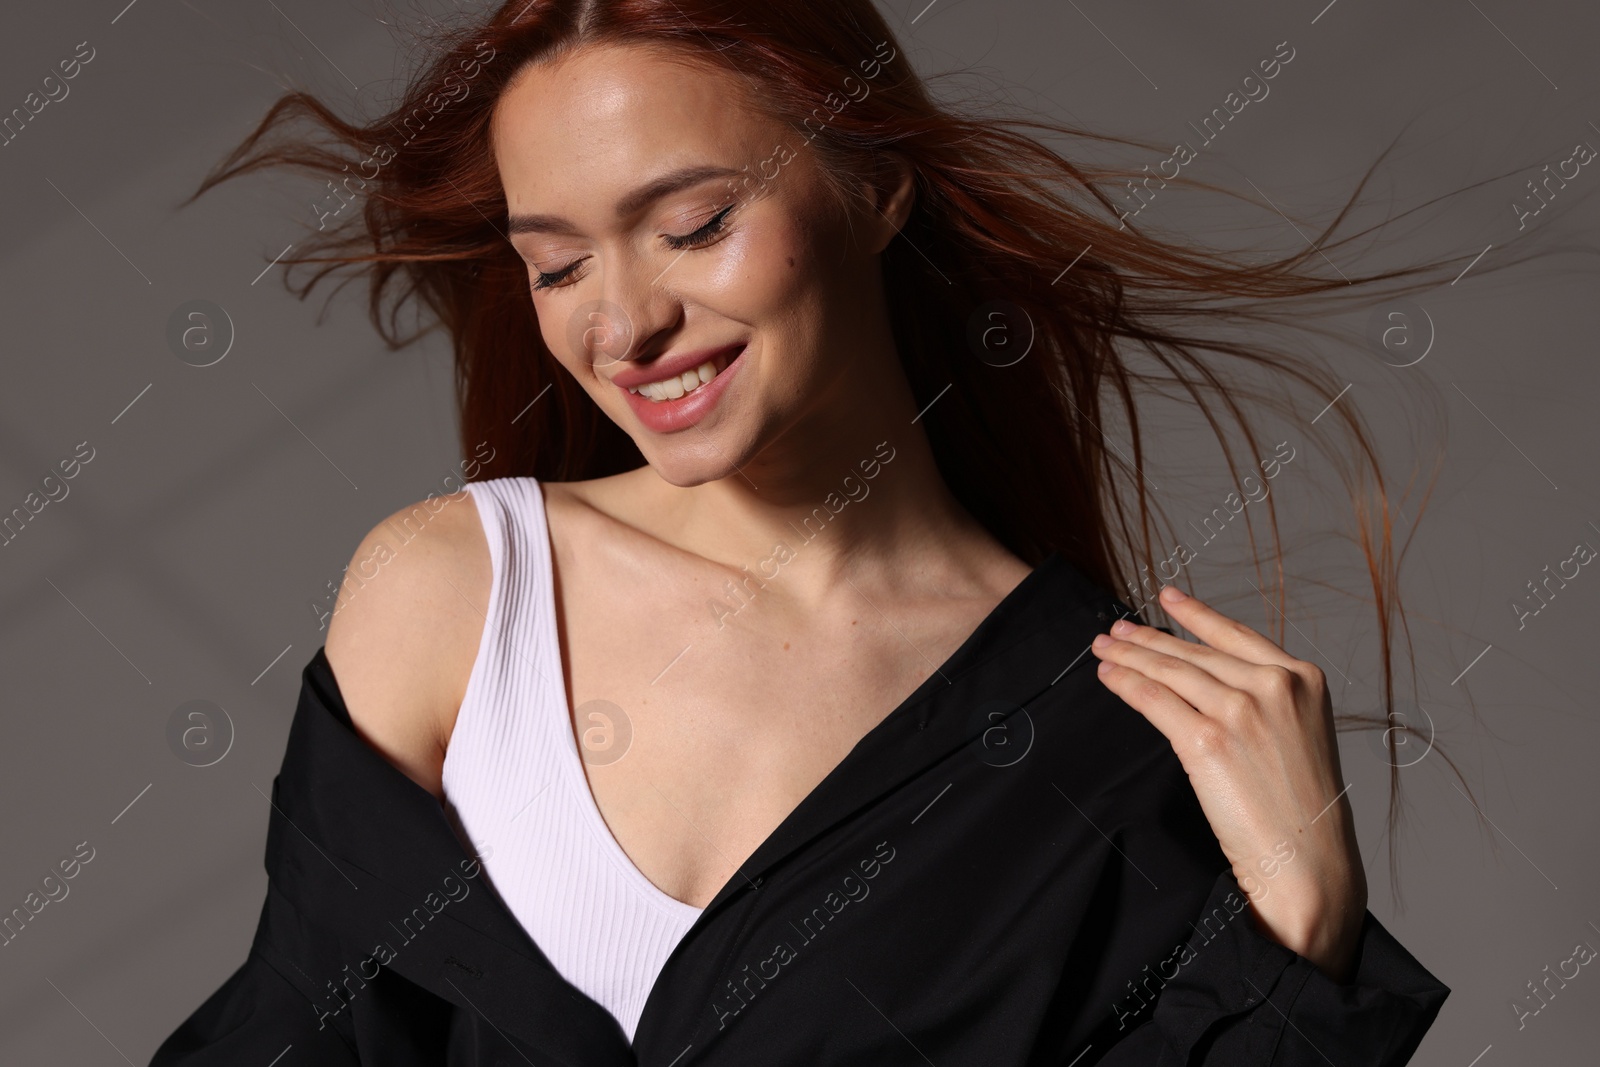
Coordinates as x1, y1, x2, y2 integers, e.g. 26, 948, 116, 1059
490, 42, 913, 490
324, 40, 1038, 910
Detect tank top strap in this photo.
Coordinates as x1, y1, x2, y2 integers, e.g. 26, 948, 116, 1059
445, 475, 560, 799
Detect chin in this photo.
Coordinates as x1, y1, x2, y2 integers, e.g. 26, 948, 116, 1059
628, 425, 758, 488
640, 451, 746, 489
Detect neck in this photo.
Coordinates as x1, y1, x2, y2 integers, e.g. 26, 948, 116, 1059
623, 364, 1004, 604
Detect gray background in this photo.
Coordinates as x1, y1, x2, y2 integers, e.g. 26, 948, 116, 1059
1, 0, 1597, 1063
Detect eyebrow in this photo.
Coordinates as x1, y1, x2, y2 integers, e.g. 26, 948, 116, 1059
506, 164, 744, 236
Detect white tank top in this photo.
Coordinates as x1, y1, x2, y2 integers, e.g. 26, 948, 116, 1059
440, 475, 704, 1042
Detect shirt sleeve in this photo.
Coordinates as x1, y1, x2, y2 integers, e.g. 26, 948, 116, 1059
1138, 868, 1450, 1065
147, 880, 362, 1066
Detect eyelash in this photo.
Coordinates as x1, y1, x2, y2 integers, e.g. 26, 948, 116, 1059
530, 203, 738, 292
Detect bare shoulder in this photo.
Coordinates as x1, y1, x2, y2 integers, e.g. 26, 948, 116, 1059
322, 489, 492, 799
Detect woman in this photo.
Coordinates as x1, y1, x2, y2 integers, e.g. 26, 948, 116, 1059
150, 1, 1525, 1063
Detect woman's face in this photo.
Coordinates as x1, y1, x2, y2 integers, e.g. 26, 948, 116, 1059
490, 41, 911, 487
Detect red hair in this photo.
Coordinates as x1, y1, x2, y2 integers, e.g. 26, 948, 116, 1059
185, 0, 1580, 900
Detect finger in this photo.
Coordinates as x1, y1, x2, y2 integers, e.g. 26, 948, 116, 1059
1156, 584, 1300, 669
1106, 618, 1262, 689
1093, 651, 1207, 743
1092, 634, 1241, 720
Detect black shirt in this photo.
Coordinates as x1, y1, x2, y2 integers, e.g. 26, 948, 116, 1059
149, 550, 1448, 1065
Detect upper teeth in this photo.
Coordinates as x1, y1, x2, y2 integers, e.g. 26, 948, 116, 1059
628, 360, 720, 402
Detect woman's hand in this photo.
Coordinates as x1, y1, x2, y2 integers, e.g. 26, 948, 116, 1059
1090, 583, 1368, 984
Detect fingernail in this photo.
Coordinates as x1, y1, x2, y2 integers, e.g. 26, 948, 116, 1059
1161, 585, 1187, 602
1111, 619, 1135, 634
1092, 633, 1115, 648
1097, 660, 1114, 675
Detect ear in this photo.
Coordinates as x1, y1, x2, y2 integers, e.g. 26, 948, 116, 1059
859, 150, 916, 255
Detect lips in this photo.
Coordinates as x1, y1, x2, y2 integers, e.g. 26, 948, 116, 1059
609, 342, 745, 391
615, 342, 748, 433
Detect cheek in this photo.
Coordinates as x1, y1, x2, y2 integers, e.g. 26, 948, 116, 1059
704, 221, 799, 305
701, 213, 827, 338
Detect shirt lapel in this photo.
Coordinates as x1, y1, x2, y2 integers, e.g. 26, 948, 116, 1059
682, 549, 1126, 925
630, 549, 1140, 1052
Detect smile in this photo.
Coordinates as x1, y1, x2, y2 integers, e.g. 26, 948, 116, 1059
624, 348, 737, 403
614, 342, 748, 434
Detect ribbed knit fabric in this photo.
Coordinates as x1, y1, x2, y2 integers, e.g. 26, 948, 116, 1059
441, 476, 704, 1043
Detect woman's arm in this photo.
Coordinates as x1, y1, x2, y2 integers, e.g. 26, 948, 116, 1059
1086, 585, 1449, 1064
1089, 585, 1368, 977
150, 494, 489, 1064
1091, 866, 1449, 1066
148, 853, 363, 1065
322, 491, 491, 800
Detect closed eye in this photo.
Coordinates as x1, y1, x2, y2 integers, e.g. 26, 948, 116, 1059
662, 202, 736, 251
529, 202, 739, 292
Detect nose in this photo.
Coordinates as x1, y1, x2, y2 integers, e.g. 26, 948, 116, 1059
573, 252, 683, 372
568, 297, 637, 371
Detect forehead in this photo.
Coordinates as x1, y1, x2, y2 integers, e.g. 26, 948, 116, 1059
491, 42, 773, 211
